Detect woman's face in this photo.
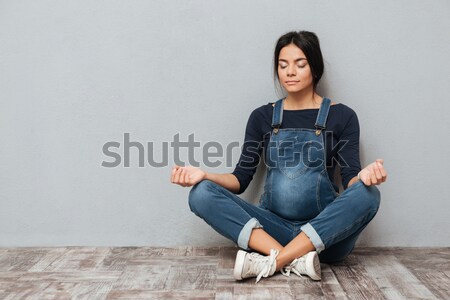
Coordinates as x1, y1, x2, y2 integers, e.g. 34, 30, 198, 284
277, 43, 314, 93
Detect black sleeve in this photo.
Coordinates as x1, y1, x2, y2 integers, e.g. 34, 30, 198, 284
338, 109, 362, 189
231, 109, 264, 194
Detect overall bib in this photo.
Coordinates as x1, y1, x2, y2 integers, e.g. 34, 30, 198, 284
261, 97, 338, 221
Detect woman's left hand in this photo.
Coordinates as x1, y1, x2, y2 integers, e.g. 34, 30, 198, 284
358, 158, 387, 186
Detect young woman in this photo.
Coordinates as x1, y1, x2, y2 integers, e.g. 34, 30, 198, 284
170, 31, 387, 283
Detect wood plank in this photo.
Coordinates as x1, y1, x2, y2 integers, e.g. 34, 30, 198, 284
42, 247, 110, 272
216, 267, 291, 288
2, 282, 50, 300
185, 246, 221, 257
411, 271, 450, 300
130, 247, 189, 258
128, 256, 219, 266
113, 265, 170, 290
214, 286, 233, 300
131, 246, 221, 258
392, 247, 450, 270
215, 263, 296, 299
105, 289, 215, 299
287, 276, 324, 299
28, 248, 67, 272
215, 262, 294, 299
32, 282, 114, 300
0, 248, 49, 271
218, 247, 238, 269
329, 254, 385, 299
0, 271, 122, 283
96, 247, 138, 272
393, 247, 450, 299
225, 286, 293, 300
164, 265, 216, 290
318, 263, 348, 299
358, 253, 437, 299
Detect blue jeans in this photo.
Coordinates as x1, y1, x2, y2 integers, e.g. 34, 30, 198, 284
188, 179, 380, 263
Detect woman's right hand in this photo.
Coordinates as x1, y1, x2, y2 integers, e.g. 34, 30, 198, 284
170, 165, 207, 187
358, 158, 387, 186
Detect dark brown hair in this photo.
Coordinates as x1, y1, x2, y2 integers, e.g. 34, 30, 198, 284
273, 31, 324, 93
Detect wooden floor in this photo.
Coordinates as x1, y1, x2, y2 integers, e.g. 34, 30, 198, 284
0, 247, 448, 299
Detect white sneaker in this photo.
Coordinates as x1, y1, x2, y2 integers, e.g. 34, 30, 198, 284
233, 249, 279, 283
281, 251, 321, 281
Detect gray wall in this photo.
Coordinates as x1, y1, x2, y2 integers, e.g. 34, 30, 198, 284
1, 0, 449, 247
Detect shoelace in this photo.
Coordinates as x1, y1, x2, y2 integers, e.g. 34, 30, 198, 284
247, 249, 279, 283
281, 257, 306, 278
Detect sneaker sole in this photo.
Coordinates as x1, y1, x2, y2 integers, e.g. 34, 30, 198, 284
306, 251, 321, 280
233, 250, 247, 280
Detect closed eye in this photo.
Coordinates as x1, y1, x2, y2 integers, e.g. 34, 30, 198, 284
279, 64, 307, 69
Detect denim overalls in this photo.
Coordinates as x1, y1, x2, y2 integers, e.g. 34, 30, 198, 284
261, 97, 337, 221
188, 97, 381, 263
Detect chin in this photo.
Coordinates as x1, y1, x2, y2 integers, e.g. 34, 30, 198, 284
284, 87, 304, 93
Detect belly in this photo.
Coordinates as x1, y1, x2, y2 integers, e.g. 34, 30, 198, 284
266, 180, 320, 221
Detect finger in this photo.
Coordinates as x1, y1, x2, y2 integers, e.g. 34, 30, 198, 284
180, 168, 186, 186
376, 158, 384, 165
376, 174, 383, 185
370, 172, 377, 185
174, 167, 183, 183
170, 167, 178, 182
374, 164, 383, 180
377, 162, 387, 183
374, 174, 381, 185
379, 164, 387, 180
182, 169, 190, 187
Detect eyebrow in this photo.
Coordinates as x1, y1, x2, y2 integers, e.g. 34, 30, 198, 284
278, 58, 307, 62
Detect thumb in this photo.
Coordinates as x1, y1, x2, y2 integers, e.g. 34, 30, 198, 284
375, 158, 384, 165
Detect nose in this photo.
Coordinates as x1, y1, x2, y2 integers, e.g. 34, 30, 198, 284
287, 64, 296, 76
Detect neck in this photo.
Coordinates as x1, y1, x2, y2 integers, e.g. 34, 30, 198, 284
284, 88, 322, 110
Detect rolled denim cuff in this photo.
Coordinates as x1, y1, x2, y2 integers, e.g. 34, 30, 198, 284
237, 217, 263, 250
300, 223, 325, 253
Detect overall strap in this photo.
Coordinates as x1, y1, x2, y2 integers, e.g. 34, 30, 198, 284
314, 97, 332, 131
271, 97, 285, 133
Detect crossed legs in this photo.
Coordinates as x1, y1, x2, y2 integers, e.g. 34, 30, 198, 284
248, 228, 314, 272
188, 179, 380, 272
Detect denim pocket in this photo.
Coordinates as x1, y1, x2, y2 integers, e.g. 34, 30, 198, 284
276, 137, 312, 179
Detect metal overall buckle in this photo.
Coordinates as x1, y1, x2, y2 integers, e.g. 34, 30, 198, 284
315, 125, 325, 136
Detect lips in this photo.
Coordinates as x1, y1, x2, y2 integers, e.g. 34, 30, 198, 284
285, 81, 299, 85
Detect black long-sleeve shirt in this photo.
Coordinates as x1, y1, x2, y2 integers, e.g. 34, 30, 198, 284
231, 101, 361, 194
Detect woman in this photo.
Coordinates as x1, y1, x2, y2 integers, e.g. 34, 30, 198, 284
170, 30, 387, 283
